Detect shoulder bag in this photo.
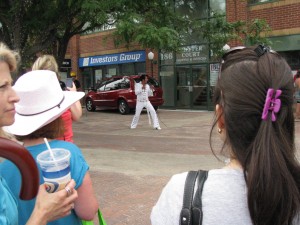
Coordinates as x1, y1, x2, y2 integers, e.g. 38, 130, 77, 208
179, 170, 208, 225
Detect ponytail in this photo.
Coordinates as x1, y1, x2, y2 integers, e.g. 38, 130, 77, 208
210, 46, 300, 225
246, 116, 300, 225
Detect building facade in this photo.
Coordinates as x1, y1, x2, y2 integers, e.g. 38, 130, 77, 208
65, 0, 300, 110
228, 0, 300, 72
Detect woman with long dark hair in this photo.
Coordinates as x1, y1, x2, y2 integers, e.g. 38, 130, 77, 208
151, 45, 300, 225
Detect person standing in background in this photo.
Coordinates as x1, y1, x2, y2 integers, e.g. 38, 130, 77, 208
32, 55, 82, 142
72, 76, 81, 91
130, 74, 161, 130
294, 70, 300, 119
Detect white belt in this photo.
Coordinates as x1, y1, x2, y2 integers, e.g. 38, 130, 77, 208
138, 100, 149, 102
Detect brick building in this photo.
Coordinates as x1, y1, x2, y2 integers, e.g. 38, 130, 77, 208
227, 0, 300, 71
64, 0, 300, 110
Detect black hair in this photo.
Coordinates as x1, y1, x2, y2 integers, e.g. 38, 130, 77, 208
140, 74, 147, 81
210, 46, 300, 225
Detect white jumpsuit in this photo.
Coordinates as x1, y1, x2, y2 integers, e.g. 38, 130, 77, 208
130, 82, 160, 129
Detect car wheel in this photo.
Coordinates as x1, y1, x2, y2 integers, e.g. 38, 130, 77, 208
118, 100, 130, 115
86, 99, 96, 111
154, 106, 158, 111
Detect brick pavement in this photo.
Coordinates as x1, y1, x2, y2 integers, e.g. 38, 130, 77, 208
73, 109, 300, 225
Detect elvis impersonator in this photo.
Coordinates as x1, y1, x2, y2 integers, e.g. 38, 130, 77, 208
130, 74, 161, 130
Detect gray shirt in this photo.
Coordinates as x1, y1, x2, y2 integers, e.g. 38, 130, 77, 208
151, 169, 254, 225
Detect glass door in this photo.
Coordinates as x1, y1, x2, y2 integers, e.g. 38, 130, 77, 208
176, 65, 208, 109
176, 65, 192, 109
191, 65, 208, 109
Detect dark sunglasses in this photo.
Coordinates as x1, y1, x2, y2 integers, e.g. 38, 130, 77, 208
218, 44, 277, 79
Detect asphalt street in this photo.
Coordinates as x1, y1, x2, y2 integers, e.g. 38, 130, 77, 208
73, 109, 300, 225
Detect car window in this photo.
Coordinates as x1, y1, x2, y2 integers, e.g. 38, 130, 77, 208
98, 79, 111, 91
148, 77, 159, 87
104, 78, 122, 91
118, 78, 130, 89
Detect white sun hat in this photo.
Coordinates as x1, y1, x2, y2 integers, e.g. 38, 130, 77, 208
5, 70, 84, 136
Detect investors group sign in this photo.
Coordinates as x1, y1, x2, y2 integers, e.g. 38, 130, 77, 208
79, 51, 146, 67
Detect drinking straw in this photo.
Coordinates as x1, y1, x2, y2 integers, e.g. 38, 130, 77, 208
43, 138, 57, 162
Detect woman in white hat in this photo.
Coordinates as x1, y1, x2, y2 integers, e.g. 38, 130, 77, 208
0, 68, 99, 225
0, 42, 78, 225
31, 54, 82, 143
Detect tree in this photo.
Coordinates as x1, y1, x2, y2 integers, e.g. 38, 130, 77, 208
0, 0, 184, 69
0, 0, 271, 70
194, 13, 272, 61
113, 3, 272, 61
0, 0, 118, 69
112, 1, 184, 52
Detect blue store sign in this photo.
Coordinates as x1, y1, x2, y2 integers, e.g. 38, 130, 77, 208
79, 50, 146, 67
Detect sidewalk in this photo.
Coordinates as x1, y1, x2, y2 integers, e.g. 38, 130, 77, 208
73, 109, 300, 225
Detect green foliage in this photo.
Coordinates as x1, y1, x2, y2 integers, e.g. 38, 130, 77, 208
196, 12, 272, 61
0, 0, 272, 69
112, 0, 183, 52
0, 0, 119, 68
244, 18, 272, 46
113, 20, 181, 52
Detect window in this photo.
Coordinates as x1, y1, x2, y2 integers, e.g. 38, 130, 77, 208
121, 64, 135, 75
210, 0, 225, 14
248, 0, 273, 4
175, 0, 209, 19
104, 78, 122, 91
118, 78, 130, 89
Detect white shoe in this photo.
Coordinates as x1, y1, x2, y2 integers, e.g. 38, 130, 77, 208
154, 127, 161, 130
130, 127, 136, 129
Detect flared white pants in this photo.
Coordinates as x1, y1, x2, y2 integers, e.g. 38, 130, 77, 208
131, 101, 160, 129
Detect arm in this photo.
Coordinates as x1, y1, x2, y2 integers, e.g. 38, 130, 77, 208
70, 101, 82, 121
67, 83, 82, 121
26, 179, 78, 225
74, 172, 99, 220
134, 83, 143, 95
147, 84, 154, 96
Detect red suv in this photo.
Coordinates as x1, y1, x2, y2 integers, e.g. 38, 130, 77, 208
85, 75, 164, 114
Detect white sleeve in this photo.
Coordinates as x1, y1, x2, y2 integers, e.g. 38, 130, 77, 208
150, 172, 188, 225
135, 83, 143, 95
147, 85, 154, 97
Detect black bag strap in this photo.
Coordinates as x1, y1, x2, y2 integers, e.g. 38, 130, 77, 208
180, 171, 198, 225
192, 170, 208, 225
179, 170, 208, 225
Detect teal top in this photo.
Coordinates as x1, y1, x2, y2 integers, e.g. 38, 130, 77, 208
0, 140, 89, 225
0, 176, 18, 225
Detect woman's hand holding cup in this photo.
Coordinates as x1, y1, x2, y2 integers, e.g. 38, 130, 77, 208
28, 179, 78, 225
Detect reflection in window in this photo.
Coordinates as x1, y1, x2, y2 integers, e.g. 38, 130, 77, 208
102, 78, 130, 91
119, 78, 130, 89
210, 0, 225, 14
135, 62, 146, 75
175, 0, 226, 44
248, 0, 272, 4
175, 0, 209, 20
160, 65, 175, 106
121, 64, 135, 76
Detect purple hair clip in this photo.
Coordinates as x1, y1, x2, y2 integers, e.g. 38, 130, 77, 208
261, 88, 282, 121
